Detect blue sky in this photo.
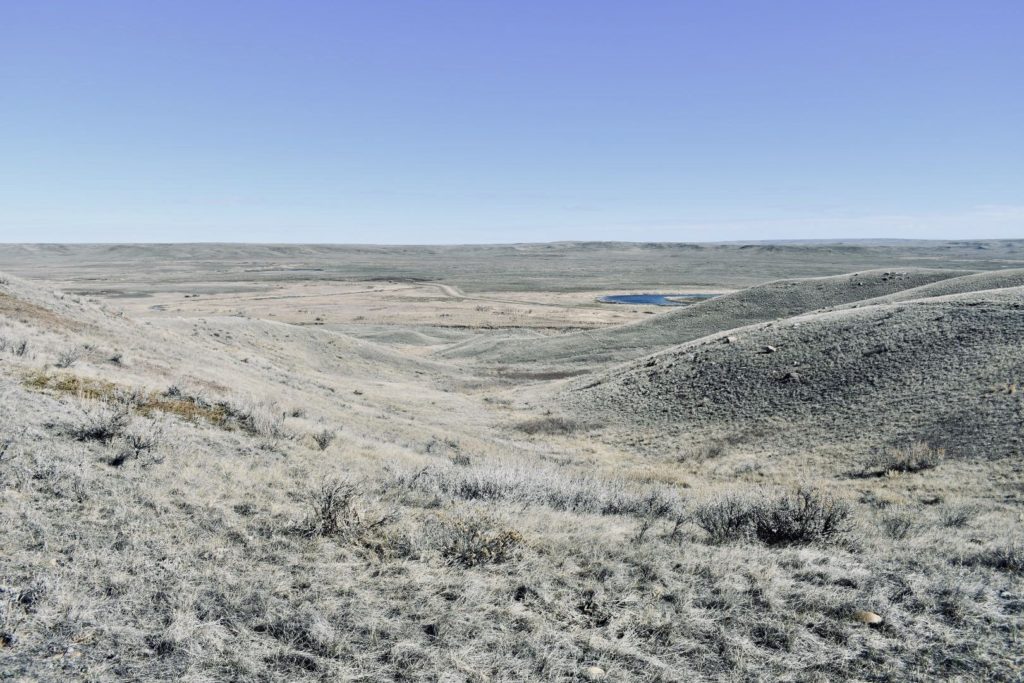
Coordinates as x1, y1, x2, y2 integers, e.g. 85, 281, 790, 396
1, 1, 1021, 243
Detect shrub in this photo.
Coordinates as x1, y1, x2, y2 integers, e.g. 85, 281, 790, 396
55, 348, 82, 369
301, 478, 392, 541
695, 488, 852, 546
857, 442, 945, 477
12, 340, 28, 357
753, 488, 851, 547
435, 514, 523, 567
109, 426, 162, 467
693, 495, 757, 544
513, 416, 582, 436
312, 429, 336, 451
69, 405, 130, 444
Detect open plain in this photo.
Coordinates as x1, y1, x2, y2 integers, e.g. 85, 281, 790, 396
1, 241, 1022, 681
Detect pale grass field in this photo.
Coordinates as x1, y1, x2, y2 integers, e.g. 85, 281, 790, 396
0, 245, 1022, 682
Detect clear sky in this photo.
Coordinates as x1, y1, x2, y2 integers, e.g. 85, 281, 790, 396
2, 1, 1021, 243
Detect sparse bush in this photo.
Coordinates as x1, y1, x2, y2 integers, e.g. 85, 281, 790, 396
940, 503, 979, 528
12, 340, 28, 357
513, 416, 582, 436
312, 429, 335, 451
303, 478, 359, 537
694, 495, 757, 544
857, 442, 945, 477
55, 348, 82, 368
109, 425, 163, 467
695, 488, 851, 546
107, 352, 123, 365
434, 514, 523, 567
301, 478, 391, 541
69, 405, 130, 444
753, 488, 851, 547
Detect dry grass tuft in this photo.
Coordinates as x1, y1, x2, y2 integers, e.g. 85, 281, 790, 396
855, 442, 946, 477
513, 415, 584, 436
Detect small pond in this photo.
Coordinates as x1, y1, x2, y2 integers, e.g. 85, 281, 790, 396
598, 293, 718, 307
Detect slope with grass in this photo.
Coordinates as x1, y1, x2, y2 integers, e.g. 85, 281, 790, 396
561, 285, 1024, 459
441, 268, 968, 368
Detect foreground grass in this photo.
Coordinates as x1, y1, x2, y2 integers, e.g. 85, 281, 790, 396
2, 378, 1021, 682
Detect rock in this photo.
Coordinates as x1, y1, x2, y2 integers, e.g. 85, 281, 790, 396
724, 335, 737, 344
853, 610, 883, 626
781, 371, 801, 383
762, 345, 777, 354
582, 666, 607, 681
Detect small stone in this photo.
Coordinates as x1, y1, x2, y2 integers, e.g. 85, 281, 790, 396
583, 666, 607, 681
853, 610, 883, 626
762, 345, 777, 354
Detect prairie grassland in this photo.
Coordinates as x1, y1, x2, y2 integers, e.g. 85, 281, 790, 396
0, 247, 1022, 682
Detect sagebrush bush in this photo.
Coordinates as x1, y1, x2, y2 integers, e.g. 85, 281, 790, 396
55, 348, 81, 369
393, 463, 683, 522
109, 425, 162, 467
69, 405, 130, 444
940, 503, 979, 528
312, 429, 335, 451
753, 488, 851, 546
695, 488, 852, 546
434, 514, 523, 567
693, 495, 757, 544
301, 478, 392, 542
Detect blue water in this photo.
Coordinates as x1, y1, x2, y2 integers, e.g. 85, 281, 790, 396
599, 293, 718, 306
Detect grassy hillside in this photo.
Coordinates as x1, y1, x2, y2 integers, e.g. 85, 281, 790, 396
443, 268, 967, 367
561, 285, 1024, 461
1, 270, 1021, 681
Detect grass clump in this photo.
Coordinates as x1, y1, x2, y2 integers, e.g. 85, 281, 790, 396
513, 415, 582, 436
879, 509, 917, 540
967, 543, 1024, 573
856, 442, 945, 477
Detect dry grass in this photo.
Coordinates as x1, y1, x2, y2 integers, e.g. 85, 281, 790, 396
512, 415, 584, 436
1, 263, 1021, 681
